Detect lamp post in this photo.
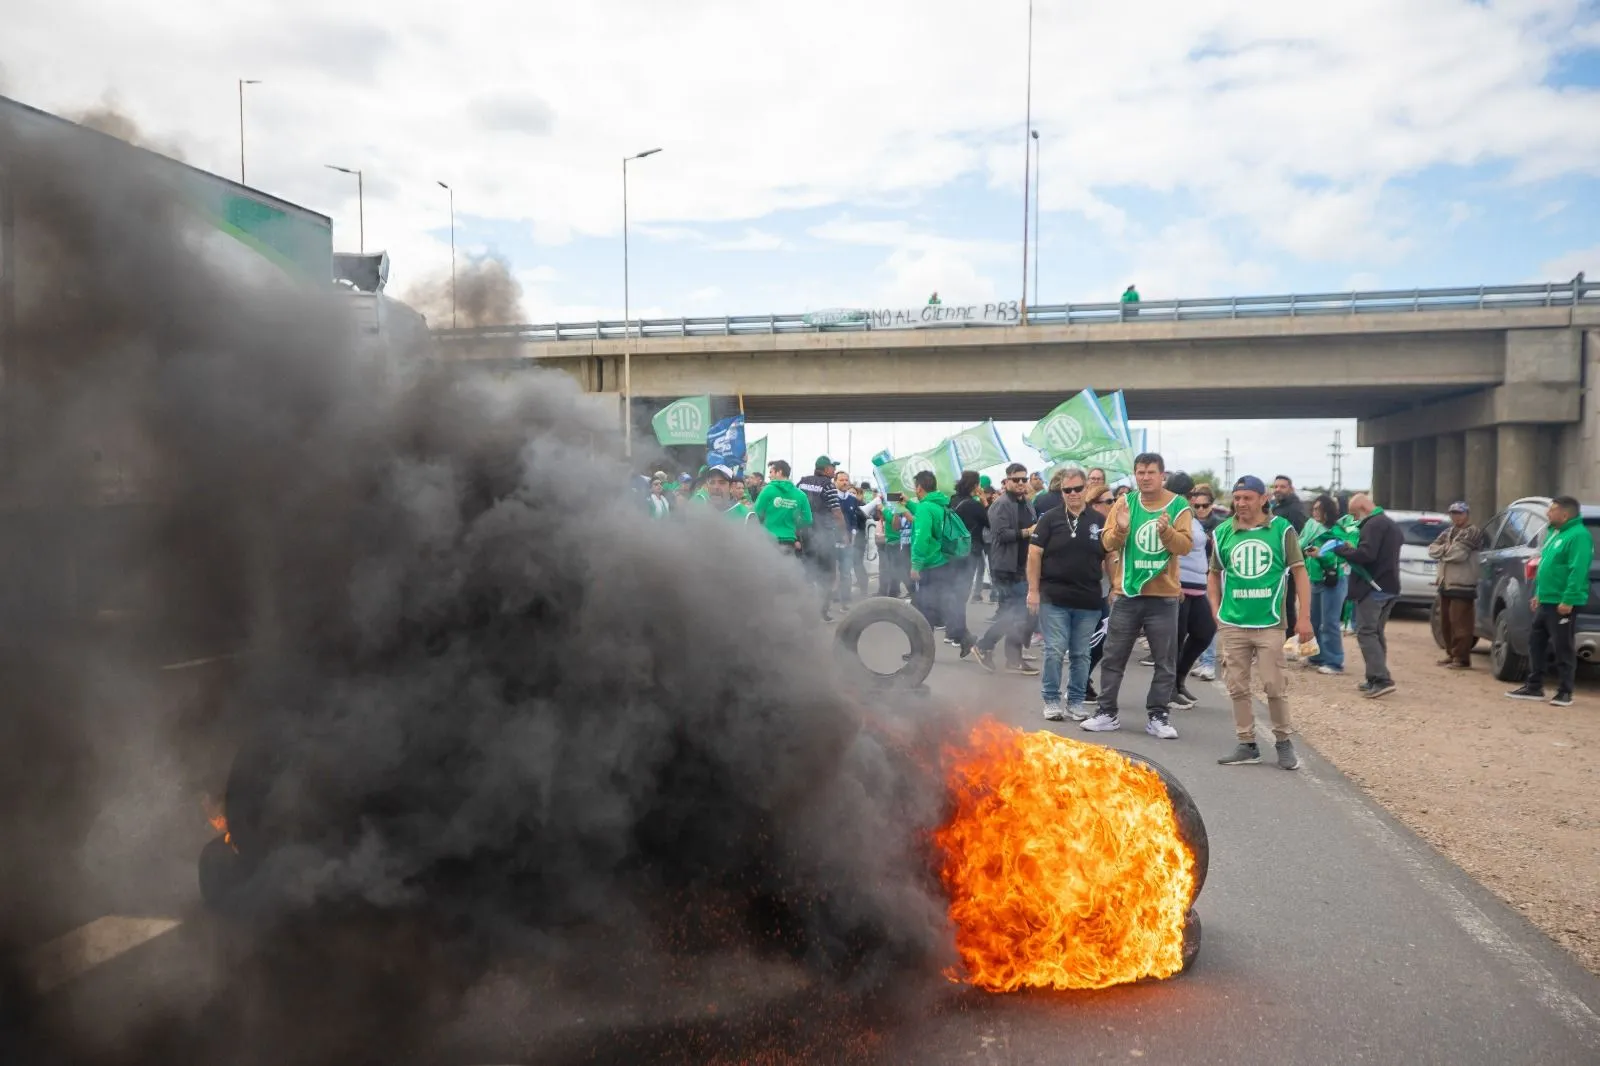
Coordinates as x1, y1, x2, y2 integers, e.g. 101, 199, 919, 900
324, 164, 364, 253
237, 79, 260, 184
437, 180, 456, 329
622, 147, 662, 459
1031, 129, 1040, 310
1020, 0, 1034, 324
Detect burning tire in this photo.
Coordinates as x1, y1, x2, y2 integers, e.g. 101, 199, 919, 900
198, 834, 252, 912
832, 596, 936, 691
1114, 749, 1209, 903
1181, 908, 1202, 973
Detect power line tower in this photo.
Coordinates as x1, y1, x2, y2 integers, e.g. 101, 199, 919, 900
1223, 438, 1235, 489
1329, 429, 1345, 492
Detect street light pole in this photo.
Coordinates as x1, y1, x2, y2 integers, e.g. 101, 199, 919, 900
1032, 129, 1041, 310
237, 79, 260, 184
324, 165, 364, 253
1020, 0, 1034, 325
622, 147, 662, 460
437, 181, 456, 329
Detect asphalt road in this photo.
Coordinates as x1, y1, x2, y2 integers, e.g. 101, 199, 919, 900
16, 603, 1600, 1065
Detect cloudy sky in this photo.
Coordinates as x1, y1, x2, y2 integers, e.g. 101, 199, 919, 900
5, 0, 1598, 487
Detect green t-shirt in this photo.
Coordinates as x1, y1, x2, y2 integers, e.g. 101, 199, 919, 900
1121, 494, 1189, 596
755, 480, 812, 543
1211, 516, 1304, 628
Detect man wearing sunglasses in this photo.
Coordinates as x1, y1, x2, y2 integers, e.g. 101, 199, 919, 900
1028, 465, 1104, 721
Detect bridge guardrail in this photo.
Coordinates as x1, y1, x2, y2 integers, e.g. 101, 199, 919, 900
432, 281, 1594, 344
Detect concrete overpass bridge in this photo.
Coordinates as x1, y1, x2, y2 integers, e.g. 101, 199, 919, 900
434, 283, 1600, 512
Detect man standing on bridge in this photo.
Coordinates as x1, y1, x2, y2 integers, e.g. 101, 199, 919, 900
1212, 476, 1312, 770
1081, 452, 1193, 739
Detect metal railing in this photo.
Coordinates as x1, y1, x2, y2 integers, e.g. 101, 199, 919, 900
432, 281, 1593, 344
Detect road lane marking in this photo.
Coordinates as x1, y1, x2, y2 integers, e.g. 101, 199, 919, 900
26, 916, 182, 994
1301, 768, 1600, 1048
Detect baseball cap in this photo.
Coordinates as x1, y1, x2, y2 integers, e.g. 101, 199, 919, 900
815, 455, 835, 469
707, 464, 736, 480
1448, 500, 1470, 514
1232, 475, 1268, 495
979, 475, 993, 490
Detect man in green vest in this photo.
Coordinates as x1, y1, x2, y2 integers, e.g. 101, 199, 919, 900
1082, 452, 1194, 739
1211, 476, 1314, 770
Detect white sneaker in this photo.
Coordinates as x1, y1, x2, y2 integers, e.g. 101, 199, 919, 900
1065, 703, 1091, 722
1191, 665, 1216, 682
1080, 713, 1121, 733
1042, 702, 1066, 722
1316, 665, 1343, 676
1145, 718, 1179, 740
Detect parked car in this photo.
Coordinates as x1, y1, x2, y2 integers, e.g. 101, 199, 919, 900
1380, 510, 1453, 606
1444, 497, 1600, 681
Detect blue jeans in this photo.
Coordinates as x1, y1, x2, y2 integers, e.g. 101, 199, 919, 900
1198, 635, 1217, 670
1309, 572, 1348, 670
1040, 604, 1103, 706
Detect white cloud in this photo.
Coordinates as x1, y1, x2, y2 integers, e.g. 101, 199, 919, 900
1534, 199, 1569, 221
708, 228, 791, 252
3, 0, 1597, 297
687, 285, 723, 303
1538, 245, 1598, 282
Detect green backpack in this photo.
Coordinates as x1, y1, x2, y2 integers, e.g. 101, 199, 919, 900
940, 507, 973, 560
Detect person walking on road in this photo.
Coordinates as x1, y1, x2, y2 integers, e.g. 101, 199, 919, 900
909, 470, 976, 658
1429, 501, 1483, 670
1028, 466, 1106, 721
1330, 493, 1403, 699
1167, 472, 1215, 710
1506, 495, 1593, 707
1081, 452, 1194, 739
1300, 493, 1351, 675
874, 493, 913, 598
1212, 476, 1312, 770
1271, 476, 1309, 644
975, 463, 1039, 675
951, 472, 990, 633
834, 471, 870, 607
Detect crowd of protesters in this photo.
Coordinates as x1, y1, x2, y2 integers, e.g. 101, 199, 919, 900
642, 446, 1588, 740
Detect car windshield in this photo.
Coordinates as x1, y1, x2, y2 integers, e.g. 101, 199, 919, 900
1398, 518, 1449, 547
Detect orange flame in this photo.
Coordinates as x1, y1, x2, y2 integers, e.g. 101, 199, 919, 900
201, 795, 232, 848
935, 719, 1195, 992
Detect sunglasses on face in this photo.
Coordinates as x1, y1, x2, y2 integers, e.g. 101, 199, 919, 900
1062, 484, 1086, 494
1005, 476, 1027, 483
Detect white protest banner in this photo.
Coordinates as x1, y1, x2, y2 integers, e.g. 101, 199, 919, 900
861, 301, 1021, 331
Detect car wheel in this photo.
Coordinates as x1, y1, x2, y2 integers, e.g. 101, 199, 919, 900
1430, 599, 1446, 650
832, 595, 937, 691
1491, 610, 1528, 682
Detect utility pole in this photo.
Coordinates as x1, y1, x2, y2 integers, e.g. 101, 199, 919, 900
1223, 439, 1235, 491
1329, 429, 1345, 492
1020, 0, 1034, 324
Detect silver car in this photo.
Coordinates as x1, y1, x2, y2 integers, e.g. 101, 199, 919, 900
1381, 509, 1452, 606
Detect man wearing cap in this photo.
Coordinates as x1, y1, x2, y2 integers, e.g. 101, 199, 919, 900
797, 456, 847, 621
1212, 476, 1313, 770
700, 465, 755, 520
1428, 502, 1483, 669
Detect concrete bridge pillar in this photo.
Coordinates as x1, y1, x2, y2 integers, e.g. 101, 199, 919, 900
1464, 428, 1497, 517
1412, 437, 1438, 512
1435, 432, 1465, 511
1390, 441, 1414, 509
1370, 444, 1393, 504
1496, 424, 1539, 509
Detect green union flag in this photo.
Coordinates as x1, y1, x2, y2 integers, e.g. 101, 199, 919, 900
745, 436, 767, 476
651, 395, 712, 447
877, 447, 959, 496
1025, 389, 1124, 462
1097, 391, 1132, 447
944, 420, 1010, 472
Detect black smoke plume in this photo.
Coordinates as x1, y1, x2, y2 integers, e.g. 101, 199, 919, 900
0, 106, 962, 1063
404, 253, 527, 328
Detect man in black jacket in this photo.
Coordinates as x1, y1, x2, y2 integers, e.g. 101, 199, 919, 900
974, 463, 1039, 674
1329, 492, 1404, 699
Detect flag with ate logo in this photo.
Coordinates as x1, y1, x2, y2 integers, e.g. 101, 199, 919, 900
1024, 389, 1124, 463
874, 446, 959, 497
651, 395, 712, 446
943, 420, 1010, 473
745, 436, 767, 477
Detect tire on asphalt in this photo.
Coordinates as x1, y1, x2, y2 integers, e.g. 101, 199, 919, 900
1491, 609, 1527, 682
1114, 749, 1209, 904
1181, 907, 1202, 973
833, 595, 937, 692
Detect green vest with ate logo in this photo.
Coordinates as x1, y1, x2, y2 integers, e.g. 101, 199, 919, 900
1120, 494, 1189, 596
1214, 516, 1293, 628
